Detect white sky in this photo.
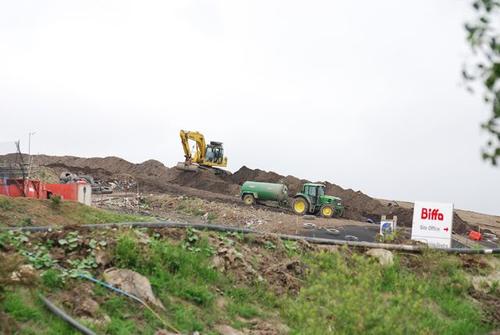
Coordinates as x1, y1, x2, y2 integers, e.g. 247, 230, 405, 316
0, 0, 499, 215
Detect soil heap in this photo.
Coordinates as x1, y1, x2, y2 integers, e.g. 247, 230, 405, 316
0, 154, 471, 233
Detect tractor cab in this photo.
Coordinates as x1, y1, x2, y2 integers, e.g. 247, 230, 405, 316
293, 183, 344, 218
302, 183, 324, 206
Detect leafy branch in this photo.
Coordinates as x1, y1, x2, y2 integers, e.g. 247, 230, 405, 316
464, 0, 500, 165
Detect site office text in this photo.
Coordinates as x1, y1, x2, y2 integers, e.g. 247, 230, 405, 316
420, 208, 444, 221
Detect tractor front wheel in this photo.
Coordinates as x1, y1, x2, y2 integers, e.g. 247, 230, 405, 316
320, 205, 335, 218
292, 197, 309, 215
242, 194, 256, 205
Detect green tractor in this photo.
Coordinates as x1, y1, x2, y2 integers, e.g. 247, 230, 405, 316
292, 183, 344, 218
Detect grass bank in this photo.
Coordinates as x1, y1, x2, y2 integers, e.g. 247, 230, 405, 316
0, 195, 149, 227
0, 227, 498, 334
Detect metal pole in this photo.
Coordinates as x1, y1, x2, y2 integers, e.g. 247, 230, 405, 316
27, 131, 36, 178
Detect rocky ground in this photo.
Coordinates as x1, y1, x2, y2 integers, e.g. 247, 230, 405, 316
94, 192, 374, 236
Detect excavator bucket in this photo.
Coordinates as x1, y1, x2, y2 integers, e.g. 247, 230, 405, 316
175, 162, 199, 172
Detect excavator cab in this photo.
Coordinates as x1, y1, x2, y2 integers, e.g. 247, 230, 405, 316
206, 141, 224, 164
176, 130, 228, 173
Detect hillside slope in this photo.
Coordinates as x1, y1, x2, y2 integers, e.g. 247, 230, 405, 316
0, 195, 146, 227
1, 226, 498, 334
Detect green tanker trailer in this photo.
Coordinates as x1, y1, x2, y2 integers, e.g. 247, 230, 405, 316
240, 181, 344, 218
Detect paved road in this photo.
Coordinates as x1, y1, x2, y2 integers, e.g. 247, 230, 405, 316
301, 225, 379, 242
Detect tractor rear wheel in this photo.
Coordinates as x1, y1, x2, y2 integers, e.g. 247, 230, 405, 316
242, 194, 256, 205
320, 204, 335, 218
292, 197, 309, 215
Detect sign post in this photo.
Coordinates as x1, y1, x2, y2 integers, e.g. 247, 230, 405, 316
411, 201, 453, 248
380, 215, 397, 236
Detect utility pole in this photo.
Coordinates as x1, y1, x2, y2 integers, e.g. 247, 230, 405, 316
28, 131, 36, 178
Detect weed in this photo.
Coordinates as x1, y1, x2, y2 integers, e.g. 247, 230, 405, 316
114, 234, 140, 268
6, 230, 30, 248
264, 240, 276, 250
41, 269, 64, 289
182, 228, 215, 256
19, 217, 32, 226
65, 255, 97, 278
181, 284, 214, 306
489, 281, 499, 295
0, 197, 13, 210
171, 304, 204, 332
176, 198, 207, 217
227, 302, 260, 319
283, 240, 299, 255
206, 212, 217, 222
21, 248, 57, 269
58, 231, 81, 250
106, 317, 139, 335
50, 195, 62, 210
229, 231, 245, 241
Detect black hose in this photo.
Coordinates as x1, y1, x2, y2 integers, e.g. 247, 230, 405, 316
39, 294, 96, 335
4, 221, 500, 254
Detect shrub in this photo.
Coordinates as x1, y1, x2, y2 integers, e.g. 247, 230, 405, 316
114, 234, 140, 268
41, 269, 64, 289
50, 195, 62, 210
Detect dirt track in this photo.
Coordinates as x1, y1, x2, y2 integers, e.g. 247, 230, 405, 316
0, 154, 483, 234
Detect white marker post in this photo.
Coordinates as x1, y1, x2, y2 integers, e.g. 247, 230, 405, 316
411, 201, 453, 248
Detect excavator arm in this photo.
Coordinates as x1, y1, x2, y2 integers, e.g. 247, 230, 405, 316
179, 130, 206, 164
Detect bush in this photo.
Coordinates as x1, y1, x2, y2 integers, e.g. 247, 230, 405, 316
41, 269, 64, 289
50, 195, 62, 209
114, 234, 140, 268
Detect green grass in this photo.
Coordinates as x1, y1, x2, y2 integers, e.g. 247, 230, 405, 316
0, 196, 14, 210
283, 250, 492, 335
1, 228, 497, 335
111, 232, 221, 332
41, 269, 64, 290
1, 289, 80, 335
60, 203, 149, 224
109, 231, 280, 333
176, 198, 207, 217
0, 194, 151, 227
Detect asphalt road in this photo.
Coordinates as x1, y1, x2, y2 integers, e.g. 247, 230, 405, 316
301, 225, 379, 242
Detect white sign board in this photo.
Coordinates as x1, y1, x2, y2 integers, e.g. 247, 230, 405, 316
411, 201, 453, 248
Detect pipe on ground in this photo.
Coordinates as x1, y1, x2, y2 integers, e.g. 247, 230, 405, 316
3, 221, 500, 254
39, 294, 96, 335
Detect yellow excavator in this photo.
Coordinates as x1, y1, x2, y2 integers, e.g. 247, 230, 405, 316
176, 130, 228, 173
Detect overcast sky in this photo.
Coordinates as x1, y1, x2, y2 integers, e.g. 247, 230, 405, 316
0, 0, 499, 215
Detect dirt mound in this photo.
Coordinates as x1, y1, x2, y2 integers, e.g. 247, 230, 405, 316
227, 166, 306, 194
0, 154, 474, 233
228, 166, 388, 222
165, 168, 240, 196
227, 166, 473, 233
